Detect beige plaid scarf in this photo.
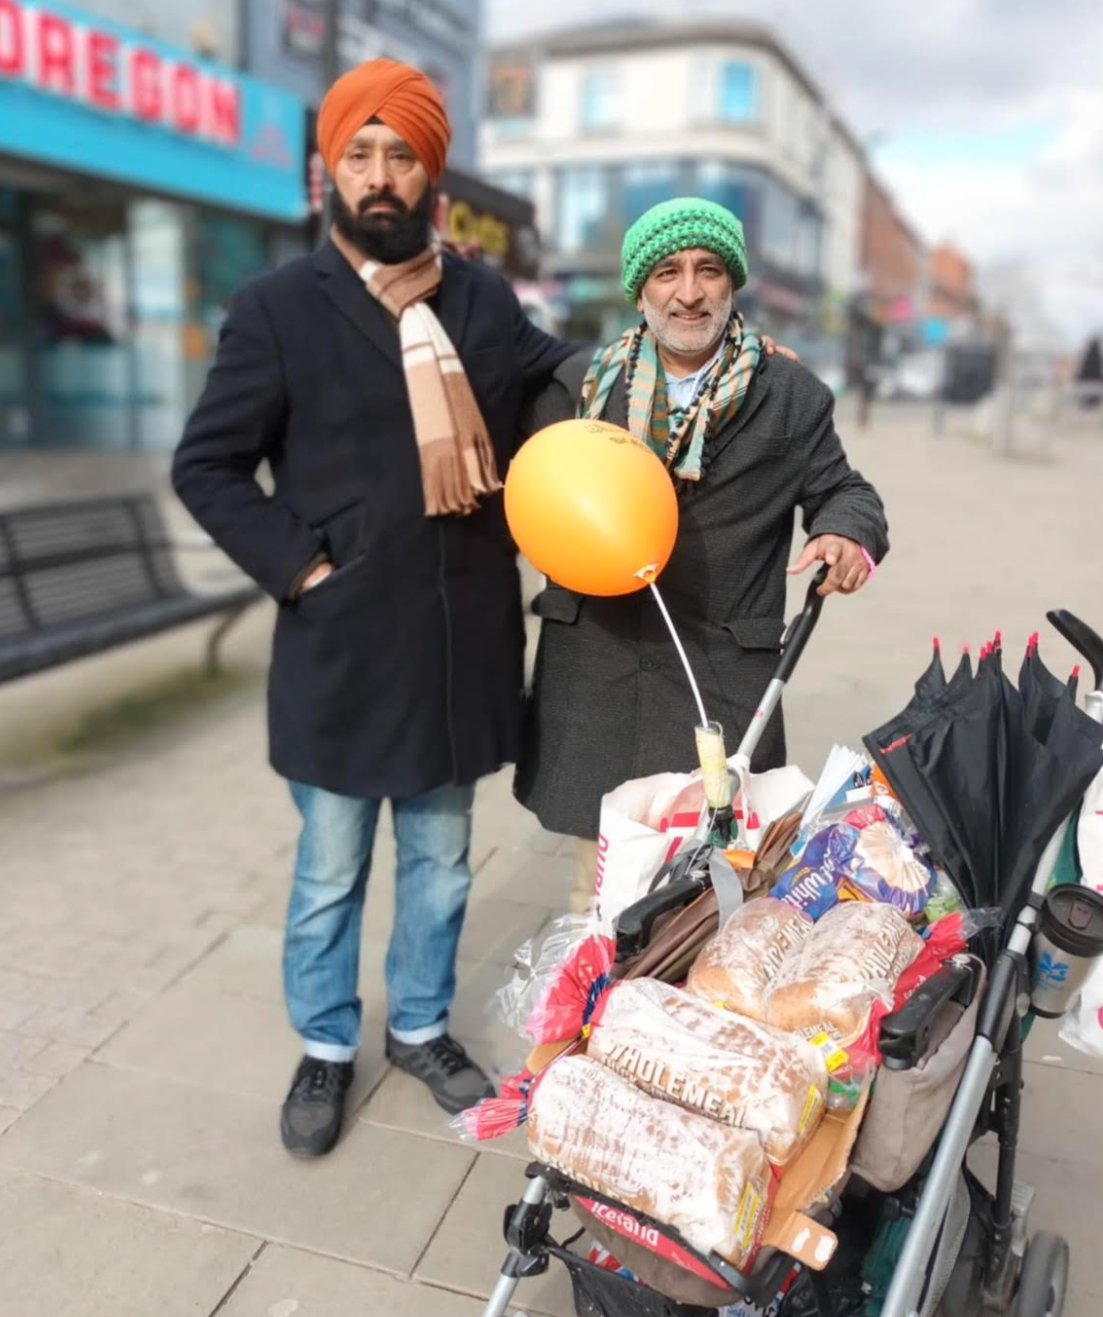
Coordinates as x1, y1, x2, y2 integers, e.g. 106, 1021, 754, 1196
359, 234, 501, 517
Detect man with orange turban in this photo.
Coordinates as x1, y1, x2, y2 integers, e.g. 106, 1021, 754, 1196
173, 58, 575, 1157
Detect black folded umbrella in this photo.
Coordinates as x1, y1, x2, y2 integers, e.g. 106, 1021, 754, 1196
1019, 634, 1072, 745
865, 646, 977, 904
896, 654, 1007, 910
865, 632, 1103, 927
914, 638, 947, 704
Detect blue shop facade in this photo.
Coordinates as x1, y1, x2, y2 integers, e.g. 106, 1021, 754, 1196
0, 0, 309, 452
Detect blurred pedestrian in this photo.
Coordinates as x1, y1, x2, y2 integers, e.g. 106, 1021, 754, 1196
847, 350, 877, 429
172, 58, 574, 1157
515, 199, 889, 911
1075, 335, 1102, 410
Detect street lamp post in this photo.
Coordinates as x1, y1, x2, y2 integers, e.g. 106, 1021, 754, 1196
320, 0, 340, 233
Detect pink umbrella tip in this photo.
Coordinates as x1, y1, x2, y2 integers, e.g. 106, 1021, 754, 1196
1072, 665, 1082, 679
932, 636, 941, 652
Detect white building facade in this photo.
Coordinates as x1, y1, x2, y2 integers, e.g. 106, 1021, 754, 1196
482, 20, 866, 363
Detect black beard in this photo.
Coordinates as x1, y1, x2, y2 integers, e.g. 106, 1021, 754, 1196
332, 185, 434, 264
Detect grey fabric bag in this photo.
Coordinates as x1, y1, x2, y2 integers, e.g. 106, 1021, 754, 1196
851, 959, 986, 1193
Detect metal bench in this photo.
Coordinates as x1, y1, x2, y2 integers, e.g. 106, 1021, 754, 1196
0, 495, 262, 685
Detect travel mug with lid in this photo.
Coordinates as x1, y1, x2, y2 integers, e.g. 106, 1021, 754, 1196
1029, 884, 1103, 1018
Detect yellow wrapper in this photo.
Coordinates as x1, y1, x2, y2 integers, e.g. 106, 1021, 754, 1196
695, 722, 730, 810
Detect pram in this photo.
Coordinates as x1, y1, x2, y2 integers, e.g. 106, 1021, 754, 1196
479, 580, 1103, 1317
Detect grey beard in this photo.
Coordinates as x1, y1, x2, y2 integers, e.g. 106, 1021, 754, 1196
642, 293, 734, 358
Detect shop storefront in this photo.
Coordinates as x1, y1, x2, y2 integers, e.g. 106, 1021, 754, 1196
437, 167, 538, 278
0, 0, 307, 451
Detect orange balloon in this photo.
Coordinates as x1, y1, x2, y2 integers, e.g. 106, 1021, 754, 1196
505, 419, 679, 596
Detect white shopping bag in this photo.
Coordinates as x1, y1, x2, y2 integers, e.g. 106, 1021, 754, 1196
594, 762, 813, 924
1076, 767, 1103, 896
1058, 766, 1103, 1057
1060, 957, 1103, 1058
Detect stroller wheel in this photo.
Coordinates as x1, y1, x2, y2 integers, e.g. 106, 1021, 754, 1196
1014, 1232, 1070, 1317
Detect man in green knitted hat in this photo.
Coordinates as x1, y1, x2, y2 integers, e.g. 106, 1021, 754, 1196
515, 196, 889, 910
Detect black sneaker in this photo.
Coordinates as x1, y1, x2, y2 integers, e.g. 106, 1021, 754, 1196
280, 1056, 354, 1157
385, 1032, 495, 1115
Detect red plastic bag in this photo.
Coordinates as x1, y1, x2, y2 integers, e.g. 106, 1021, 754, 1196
453, 1066, 537, 1142
495, 915, 617, 1045
526, 929, 615, 1043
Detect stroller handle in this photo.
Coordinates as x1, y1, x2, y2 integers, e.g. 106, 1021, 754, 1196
1047, 608, 1103, 691
731, 566, 828, 769
775, 566, 829, 685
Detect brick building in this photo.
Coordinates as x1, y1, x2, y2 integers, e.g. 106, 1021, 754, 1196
928, 243, 977, 323
860, 173, 925, 328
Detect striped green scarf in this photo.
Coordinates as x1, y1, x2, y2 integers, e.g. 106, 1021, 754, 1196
578, 314, 762, 481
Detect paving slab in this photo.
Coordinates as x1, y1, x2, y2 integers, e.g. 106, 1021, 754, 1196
970, 1141, 1103, 1300
95, 979, 388, 1111
1025, 1013, 1103, 1079
218, 1242, 524, 1317
473, 844, 576, 909
1015, 1060, 1103, 1172
457, 896, 556, 969
0, 1171, 256, 1317
358, 1065, 530, 1161
172, 924, 287, 1002
173, 921, 523, 1077
415, 1151, 576, 1317
0, 1062, 474, 1276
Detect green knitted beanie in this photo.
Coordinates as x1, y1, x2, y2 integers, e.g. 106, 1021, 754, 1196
621, 197, 749, 302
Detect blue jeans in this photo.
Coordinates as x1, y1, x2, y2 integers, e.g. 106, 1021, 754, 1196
284, 779, 476, 1063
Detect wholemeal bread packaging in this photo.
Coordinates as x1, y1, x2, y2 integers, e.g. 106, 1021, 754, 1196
764, 900, 925, 1042
686, 898, 813, 1021
527, 1055, 772, 1268
588, 978, 827, 1164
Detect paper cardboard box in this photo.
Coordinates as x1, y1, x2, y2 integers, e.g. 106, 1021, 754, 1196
759, 1089, 870, 1270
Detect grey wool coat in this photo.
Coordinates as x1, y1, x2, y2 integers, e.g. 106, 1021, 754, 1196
513, 348, 890, 839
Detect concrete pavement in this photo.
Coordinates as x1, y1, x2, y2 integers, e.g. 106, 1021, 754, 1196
1, 403, 1102, 1316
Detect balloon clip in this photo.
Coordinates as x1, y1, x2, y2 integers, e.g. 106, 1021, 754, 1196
635, 564, 659, 585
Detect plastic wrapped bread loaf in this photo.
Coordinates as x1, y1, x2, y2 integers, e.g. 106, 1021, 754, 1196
686, 898, 813, 1020
588, 978, 827, 1165
527, 1055, 771, 1268
764, 901, 924, 1042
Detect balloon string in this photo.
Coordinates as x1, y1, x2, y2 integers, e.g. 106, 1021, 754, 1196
647, 579, 709, 728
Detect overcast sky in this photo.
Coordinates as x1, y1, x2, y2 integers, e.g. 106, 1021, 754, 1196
486, 0, 1103, 345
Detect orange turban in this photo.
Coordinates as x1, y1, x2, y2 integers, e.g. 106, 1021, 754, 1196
317, 58, 451, 183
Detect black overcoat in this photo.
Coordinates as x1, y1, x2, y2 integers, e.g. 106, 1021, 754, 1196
173, 240, 573, 798
515, 349, 890, 838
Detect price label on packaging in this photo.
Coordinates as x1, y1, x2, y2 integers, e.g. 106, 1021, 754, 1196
810, 1031, 849, 1073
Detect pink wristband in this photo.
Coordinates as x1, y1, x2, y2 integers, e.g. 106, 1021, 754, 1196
860, 547, 876, 578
